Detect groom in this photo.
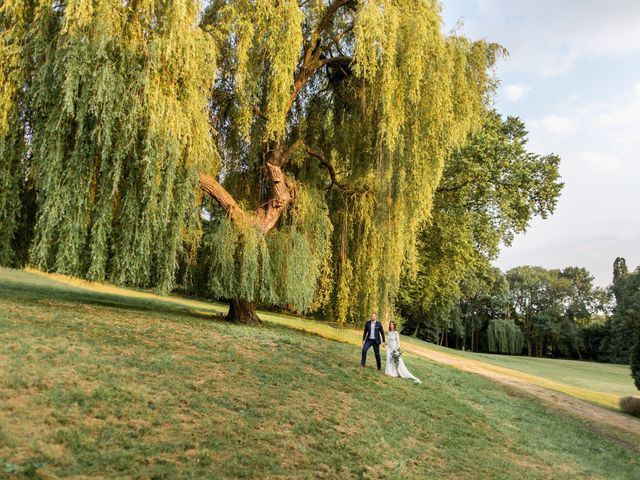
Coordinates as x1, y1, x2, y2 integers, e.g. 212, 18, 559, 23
361, 312, 385, 370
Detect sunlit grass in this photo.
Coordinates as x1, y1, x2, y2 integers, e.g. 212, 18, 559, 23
21, 268, 637, 410
262, 314, 631, 409
1, 267, 639, 478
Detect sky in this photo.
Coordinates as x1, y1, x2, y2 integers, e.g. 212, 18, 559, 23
440, 0, 640, 287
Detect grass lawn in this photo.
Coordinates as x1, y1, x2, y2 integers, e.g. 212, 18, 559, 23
19, 267, 637, 406
425, 347, 636, 398
1, 268, 639, 479
247, 309, 637, 408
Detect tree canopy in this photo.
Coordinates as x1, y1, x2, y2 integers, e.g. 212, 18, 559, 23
1, 1, 501, 323
505, 265, 607, 357
398, 110, 563, 339
1, 0, 217, 293
195, 0, 503, 322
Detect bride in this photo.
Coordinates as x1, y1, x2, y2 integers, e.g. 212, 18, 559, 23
385, 321, 421, 383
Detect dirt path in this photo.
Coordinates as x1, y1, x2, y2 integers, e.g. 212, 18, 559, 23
402, 343, 640, 452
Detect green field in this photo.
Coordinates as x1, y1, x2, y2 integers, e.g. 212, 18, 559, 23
424, 346, 636, 398
11, 267, 636, 404
1, 268, 639, 479
244, 308, 637, 408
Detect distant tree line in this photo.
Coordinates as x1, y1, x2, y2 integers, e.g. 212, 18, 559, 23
400, 258, 640, 367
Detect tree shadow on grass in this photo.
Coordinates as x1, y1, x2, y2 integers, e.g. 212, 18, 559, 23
0, 270, 226, 322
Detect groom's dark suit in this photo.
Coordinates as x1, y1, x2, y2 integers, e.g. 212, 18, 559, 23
361, 320, 385, 370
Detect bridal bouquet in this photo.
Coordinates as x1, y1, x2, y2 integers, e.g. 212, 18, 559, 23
391, 348, 402, 368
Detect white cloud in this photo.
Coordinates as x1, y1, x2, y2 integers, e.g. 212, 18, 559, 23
504, 83, 530, 102
598, 87, 640, 129
540, 114, 579, 135
574, 102, 608, 114
569, 151, 619, 175
446, 0, 640, 78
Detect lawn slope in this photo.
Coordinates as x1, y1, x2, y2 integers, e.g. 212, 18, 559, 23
1, 268, 639, 479
19, 267, 638, 408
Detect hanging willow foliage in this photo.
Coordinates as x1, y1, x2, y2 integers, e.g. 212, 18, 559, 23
7, 0, 217, 291
487, 319, 525, 355
201, 187, 332, 314
0, 0, 33, 266
2, 0, 502, 322
317, 2, 503, 323
196, 0, 502, 322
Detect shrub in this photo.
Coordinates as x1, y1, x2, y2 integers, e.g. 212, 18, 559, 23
487, 319, 524, 355
630, 324, 640, 390
619, 396, 640, 417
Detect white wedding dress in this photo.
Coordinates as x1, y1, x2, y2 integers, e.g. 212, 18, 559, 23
385, 331, 421, 383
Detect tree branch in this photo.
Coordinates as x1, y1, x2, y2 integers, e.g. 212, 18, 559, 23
287, 0, 354, 116
331, 22, 354, 51
199, 164, 296, 234
199, 1, 354, 231
316, 0, 353, 39
253, 104, 268, 121
256, 163, 297, 233
303, 144, 342, 190
436, 178, 476, 194
198, 172, 249, 224
318, 55, 352, 69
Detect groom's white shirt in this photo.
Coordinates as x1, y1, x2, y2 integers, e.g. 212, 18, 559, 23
369, 320, 376, 339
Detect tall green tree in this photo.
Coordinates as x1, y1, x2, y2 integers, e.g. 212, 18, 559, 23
196, 0, 501, 323
398, 111, 563, 338
557, 267, 608, 359
1, 1, 500, 324
506, 266, 556, 356
506, 266, 604, 358
1, 0, 217, 292
459, 265, 511, 351
604, 258, 640, 372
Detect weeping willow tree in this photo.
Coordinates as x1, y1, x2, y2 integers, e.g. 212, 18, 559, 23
487, 319, 524, 355
1, 0, 500, 324
0, 0, 216, 291
197, 0, 502, 323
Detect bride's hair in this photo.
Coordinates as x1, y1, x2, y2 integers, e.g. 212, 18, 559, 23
388, 321, 397, 332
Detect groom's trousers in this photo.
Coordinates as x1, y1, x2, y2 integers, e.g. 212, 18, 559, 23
361, 339, 381, 370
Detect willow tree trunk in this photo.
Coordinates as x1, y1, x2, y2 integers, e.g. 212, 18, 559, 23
228, 299, 261, 325
199, 163, 295, 326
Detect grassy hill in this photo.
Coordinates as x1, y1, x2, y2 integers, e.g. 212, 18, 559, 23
256, 311, 637, 409
14, 268, 637, 408
1, 268, 639, 479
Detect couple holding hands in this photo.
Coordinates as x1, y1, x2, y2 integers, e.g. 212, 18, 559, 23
361, 313, 421, 383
